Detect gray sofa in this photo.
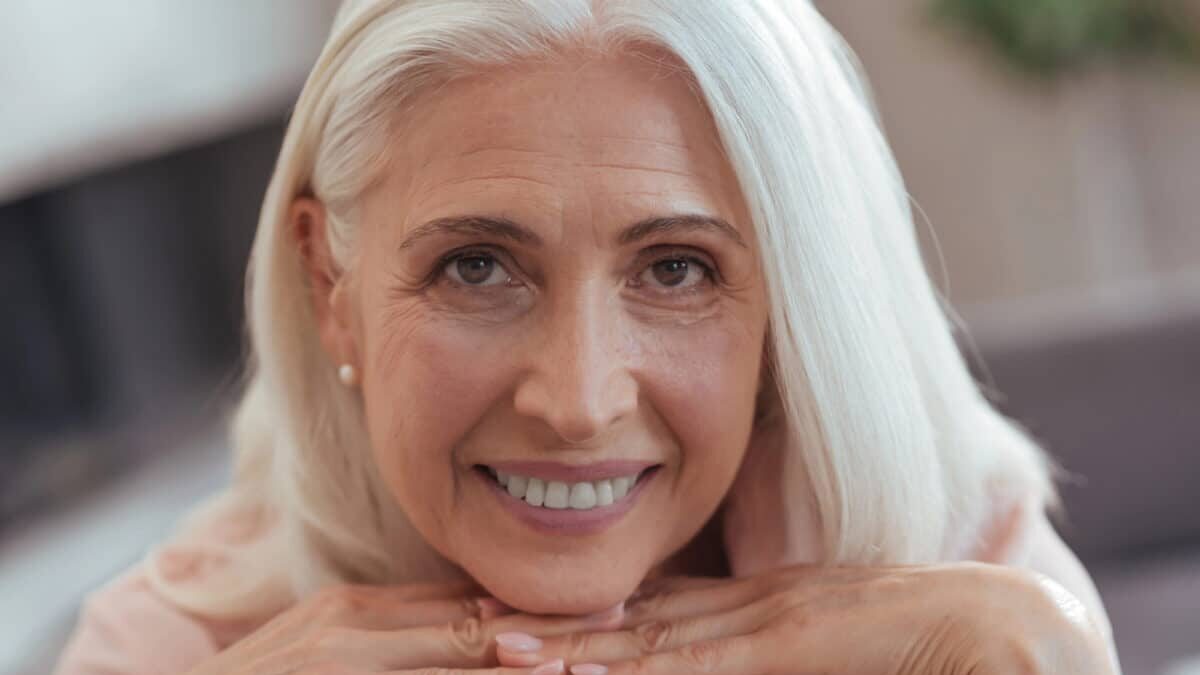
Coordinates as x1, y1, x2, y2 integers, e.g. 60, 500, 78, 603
979, 312, 1200, 675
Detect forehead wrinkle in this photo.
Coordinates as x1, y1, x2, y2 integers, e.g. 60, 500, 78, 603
437, 173, 560, 192
455, 144, 560, 161
579, 162, 698, 181
586, 134, 695, 150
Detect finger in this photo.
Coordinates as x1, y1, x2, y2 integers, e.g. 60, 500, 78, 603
338, 602, 629, 671
383, 664, 564, 675
622, 574, 767, 627
495, 597, 775, 668
346, 596, 513, 631
606, 633, 763, 675
487, 603, 627, 639
314, 579, 485, 621
359, 578, 487, 602
635, 574, 728, 594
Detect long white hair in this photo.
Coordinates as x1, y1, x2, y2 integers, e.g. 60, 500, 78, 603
145, 0, 1058, 620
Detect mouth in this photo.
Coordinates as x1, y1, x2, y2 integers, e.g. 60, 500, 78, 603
474, 464, 661, 512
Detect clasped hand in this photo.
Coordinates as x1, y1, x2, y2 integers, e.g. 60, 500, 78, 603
495, 562, 1111, 675
195, 562, 1111, 675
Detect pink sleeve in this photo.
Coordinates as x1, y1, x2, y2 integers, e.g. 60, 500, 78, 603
51, 563, 221, 675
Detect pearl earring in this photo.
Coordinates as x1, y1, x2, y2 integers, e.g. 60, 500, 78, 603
338, 364, 358, 387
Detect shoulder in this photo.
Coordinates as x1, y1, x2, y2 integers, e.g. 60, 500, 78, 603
52, 563, 220, 675
53, 492, 288, 675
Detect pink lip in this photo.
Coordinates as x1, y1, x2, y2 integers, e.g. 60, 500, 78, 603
482, 460, 659, 483
476, 465, 659, 536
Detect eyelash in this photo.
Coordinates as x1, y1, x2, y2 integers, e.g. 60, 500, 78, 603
429, 247, 515, 290
628, 252, 719, 294
430, 246, 720, 293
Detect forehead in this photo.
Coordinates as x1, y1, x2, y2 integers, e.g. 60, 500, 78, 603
371, 51, 750, 238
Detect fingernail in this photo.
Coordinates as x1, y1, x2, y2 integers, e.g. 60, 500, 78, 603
570, 664, 608, 675
496, 632, 544, 652
531, 659, 565, 675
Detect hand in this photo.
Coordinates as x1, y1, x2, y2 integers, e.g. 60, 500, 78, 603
495, 563, 1116, 675
186, 579, 616, 675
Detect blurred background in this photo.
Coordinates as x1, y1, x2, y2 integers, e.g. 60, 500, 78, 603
0, 1, 1196, 673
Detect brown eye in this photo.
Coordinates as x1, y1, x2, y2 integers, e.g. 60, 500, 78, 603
444, 254, 509, 286
652, 259, 689, 286
640, 256, 710, 290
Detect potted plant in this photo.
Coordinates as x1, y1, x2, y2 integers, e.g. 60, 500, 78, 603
931, 0, 1200, 77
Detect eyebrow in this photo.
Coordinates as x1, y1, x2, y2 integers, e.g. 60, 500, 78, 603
397, 213, 747, 250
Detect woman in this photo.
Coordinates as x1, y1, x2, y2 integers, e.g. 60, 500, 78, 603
55, 1, 1121, 673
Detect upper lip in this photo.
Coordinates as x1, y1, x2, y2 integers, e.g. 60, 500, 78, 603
479, 460, 660, 483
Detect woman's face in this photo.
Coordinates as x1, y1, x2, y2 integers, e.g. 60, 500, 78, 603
311, 52, 769, 614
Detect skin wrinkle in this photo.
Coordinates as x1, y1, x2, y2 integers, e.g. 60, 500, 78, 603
307, 51, 768, 615
578, 162, 700, 180
440, 173, 563, 191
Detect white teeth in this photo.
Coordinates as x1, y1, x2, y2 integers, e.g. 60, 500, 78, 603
544, 481, 569, 509
569, 482, 597, 509
595, 480, 614, 507
488, 468, 649, 511
506, 475, 527, 499
524, 478, 546, 507
612, 476, 632, 500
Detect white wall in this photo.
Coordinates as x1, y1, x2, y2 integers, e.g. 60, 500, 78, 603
0, 0, 340, 202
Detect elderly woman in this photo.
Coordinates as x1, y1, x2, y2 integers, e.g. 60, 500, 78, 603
55, 1, 1120, 674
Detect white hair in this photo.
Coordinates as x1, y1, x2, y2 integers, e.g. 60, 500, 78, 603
146, 0, 1059, 620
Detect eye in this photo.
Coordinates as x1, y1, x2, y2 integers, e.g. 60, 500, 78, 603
638, 256, 713, 290
442, 253, 512, 287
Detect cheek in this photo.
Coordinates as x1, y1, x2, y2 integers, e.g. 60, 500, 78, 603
360, 302, 520, 512
637, 319, 762, 496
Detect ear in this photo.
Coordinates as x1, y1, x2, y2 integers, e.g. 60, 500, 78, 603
288, 197, 360, 374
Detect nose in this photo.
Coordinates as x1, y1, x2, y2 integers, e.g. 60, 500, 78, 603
513, 287, 639, 444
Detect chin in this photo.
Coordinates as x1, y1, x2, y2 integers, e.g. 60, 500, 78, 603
469, 558, 643, 616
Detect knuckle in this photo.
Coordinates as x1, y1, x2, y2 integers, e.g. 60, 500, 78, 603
447, 616, 488, 660
458, 595, 483, 620
626, 591, 666, 621
633, 619, 674, 654
563, 629, 591, 656
679, 639, 726, 672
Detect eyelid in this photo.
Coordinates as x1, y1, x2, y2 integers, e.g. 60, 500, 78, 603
432, 245, 523, 288
636, 245, 721, 284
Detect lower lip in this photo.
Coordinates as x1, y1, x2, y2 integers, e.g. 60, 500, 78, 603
477, 468, 658, 536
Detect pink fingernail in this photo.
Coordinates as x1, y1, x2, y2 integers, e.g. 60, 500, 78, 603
571, 664, 609, 675
496, 632, 544, 653
531, 659, 565, 675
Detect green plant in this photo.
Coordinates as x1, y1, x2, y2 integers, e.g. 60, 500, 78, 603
930, 0, 1200, 76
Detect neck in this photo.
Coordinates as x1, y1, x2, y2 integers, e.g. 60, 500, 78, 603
645, 509, 730, 583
